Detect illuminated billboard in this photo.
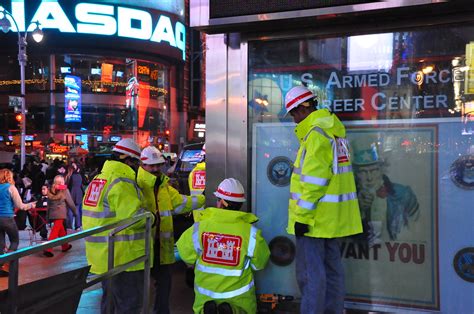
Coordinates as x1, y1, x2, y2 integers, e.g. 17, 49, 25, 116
64, 75, 82, 122
1, 0, 186, 61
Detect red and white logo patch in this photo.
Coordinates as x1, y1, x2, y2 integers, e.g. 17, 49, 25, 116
192, 170, 206, 190
84, 179, 107, 207
202, 232, 242, 266
336, 138, 350, 163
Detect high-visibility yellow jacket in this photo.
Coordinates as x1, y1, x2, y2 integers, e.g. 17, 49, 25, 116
137, 167, 205, 265
177, 207, 270, 314
188, 162, 206, 195
287, 109, 362, 238
82, 160, 153, 274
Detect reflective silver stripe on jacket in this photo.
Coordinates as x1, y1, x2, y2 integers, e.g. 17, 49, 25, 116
83, 177, 141, 219
247, 226, 257, 258
174, 195, 188, 214
196, 261, 246, 277
191, 196, 199, 209
336, 165, 352, 174
192, 223, 201, 256
300, 174, 329, 186
160, 231, 173, 239
291, 192, 316, 210
296, 199, 317, 210
195, 280, 255, 299
190, 190, 202, 195
85, 232, 145, 243
160, 210, 172, 217
319, 192, 357, 203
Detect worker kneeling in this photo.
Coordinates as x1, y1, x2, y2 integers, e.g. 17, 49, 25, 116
176, 178, 270, 314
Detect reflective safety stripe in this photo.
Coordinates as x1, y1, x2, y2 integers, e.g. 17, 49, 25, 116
83, 177, 142, 219
190, 190, 202, 195
174, 195, 188, 214
300, 174, 329, 186
160, 231, 173, 239
196, 261, 246, 277
296, 198, 317, 210
293, 167, 301, 175
290, 192, 301, 200
247, 226, 257, 258
191, 196, 199, 209
319, 192, 357, 203
160, 210, 172, 217
192, 223, 201, 256
336, 165, 352, 174
195, 280, 254, 299
85, 232, 146, 243
292, 192, 317, 210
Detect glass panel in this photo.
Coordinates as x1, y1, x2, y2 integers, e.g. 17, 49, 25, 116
249, 24, 474, 313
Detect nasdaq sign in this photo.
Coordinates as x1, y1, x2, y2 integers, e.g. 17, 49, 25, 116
2, 0, 186, 60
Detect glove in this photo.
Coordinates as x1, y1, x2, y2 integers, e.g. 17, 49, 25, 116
294, 222, 309, 237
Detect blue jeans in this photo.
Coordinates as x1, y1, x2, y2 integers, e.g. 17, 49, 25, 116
0, 217, 19, 252
101, 270, 144, 314
67, 203, 82, 229
295, 237, 344, 314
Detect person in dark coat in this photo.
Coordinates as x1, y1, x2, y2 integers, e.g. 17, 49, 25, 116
66, 163, 84, 230
43, 175, 77, 257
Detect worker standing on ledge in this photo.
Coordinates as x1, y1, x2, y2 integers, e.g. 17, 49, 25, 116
285, 86, 362, 314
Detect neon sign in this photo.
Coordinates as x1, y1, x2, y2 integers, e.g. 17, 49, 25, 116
2, 1, 186, 60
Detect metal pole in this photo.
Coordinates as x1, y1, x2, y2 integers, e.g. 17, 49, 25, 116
143, 216, 151, 314
18, 35, 27, 171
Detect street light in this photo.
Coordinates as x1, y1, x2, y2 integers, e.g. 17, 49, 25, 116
0, 8, 43, 170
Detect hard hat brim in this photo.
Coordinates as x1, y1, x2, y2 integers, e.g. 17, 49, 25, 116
213, 191, 246, 203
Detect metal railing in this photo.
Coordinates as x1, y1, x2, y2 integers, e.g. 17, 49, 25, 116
0, 212, 153, 314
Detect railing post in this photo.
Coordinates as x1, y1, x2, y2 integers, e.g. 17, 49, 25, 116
143, 216, 151, 314
106, 234, 115, 314
7, 260, 19, 314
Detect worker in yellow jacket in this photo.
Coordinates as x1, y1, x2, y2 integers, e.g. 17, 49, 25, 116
285, 86, 362, 314
177, 178, 270, 314
188, 144, 206, 196
138, 146, 205, 314
82, 138, 153, 314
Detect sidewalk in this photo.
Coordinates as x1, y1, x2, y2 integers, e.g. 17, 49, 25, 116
0, 229, 194, 313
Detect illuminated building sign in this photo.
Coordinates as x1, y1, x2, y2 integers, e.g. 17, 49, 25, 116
50, 144, 69, 154
64, 75, 82, 122
2, 0, 186, 61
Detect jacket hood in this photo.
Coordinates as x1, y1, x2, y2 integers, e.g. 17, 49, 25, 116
295, 109, 346, 141
137, 167, 170, 189
194, 207, 258, 224
103, 160, 137, 180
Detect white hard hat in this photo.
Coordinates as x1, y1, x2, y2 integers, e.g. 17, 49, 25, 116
214, 178, 246, 202
284, 86, 315, 114
112, 138, 141, 160
140, 146, 165, 165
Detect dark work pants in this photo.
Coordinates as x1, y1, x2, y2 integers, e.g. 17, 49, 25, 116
101, 270, 144, 314
295, 236, 344, 314
153, 264, 172, 314
0, 217, 19, 252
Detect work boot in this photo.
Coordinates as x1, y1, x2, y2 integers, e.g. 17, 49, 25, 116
217, 302, 233, 314
203, 300, 218, 314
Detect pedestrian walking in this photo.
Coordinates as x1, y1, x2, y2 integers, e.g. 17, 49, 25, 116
0, 168, 36, 276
